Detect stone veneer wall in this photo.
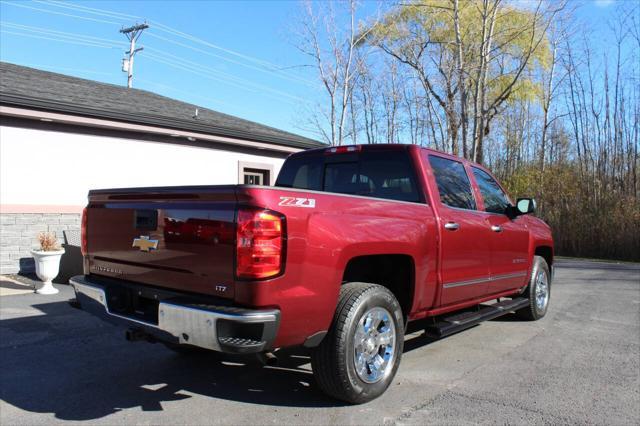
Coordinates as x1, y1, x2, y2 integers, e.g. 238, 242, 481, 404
0, 213, 81, 275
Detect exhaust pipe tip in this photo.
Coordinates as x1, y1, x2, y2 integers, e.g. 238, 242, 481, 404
68, 299, 81, 310
256, 351, 278, 366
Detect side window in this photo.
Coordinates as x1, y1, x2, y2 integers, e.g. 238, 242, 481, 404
472, 167, 511, 214
428, 156, 476, 210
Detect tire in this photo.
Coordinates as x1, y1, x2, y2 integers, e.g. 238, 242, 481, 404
516, 255, 551, 321
311, 282, 404, 404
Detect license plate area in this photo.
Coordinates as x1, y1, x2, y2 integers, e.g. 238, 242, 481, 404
106, 285, 159, 325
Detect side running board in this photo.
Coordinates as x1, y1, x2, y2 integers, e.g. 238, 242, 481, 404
425, 297, 529, 338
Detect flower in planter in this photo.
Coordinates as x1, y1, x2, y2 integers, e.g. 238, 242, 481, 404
36, 232, 61, 252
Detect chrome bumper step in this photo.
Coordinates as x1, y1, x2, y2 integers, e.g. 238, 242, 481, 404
69, 275, 279, 353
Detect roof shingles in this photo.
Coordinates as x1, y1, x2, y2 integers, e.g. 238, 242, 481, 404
0, 61, 323, 149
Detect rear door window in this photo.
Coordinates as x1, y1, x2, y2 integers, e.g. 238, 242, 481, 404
276, 150, 421, 203
428, 155, 476, 210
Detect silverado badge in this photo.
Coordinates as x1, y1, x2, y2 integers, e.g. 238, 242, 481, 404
132, 236, 159, 252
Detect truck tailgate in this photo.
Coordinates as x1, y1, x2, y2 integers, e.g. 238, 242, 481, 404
86, 186, 237, 298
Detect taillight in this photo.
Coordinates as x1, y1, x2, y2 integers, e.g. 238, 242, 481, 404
81, 207, 88, 256
236, 208, 285, 280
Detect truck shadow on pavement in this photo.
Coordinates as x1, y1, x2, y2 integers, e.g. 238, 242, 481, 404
0, 297, 449, 421
0, 297, 369, 421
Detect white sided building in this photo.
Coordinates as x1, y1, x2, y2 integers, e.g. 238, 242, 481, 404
0, 62, 323, 275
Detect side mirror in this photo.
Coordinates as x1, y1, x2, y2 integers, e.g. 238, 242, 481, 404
516, 198, 536, 215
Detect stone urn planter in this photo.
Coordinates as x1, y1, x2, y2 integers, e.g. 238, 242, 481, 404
31, 232, 65, 295
31, 249, 65, 294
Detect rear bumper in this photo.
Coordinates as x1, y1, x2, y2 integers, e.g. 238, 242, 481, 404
69, 275, 280, 354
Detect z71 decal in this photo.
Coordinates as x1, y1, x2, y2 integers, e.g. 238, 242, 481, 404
279, 196, 316, 208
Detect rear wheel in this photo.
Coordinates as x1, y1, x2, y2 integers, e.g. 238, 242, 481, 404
311, 282, 404, 404
516, 256, 551, 320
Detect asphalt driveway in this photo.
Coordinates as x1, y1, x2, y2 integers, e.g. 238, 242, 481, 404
1, 259, 638, 425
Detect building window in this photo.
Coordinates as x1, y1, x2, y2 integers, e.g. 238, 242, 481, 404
238, 162, 274, 186
243, 168, 269, 185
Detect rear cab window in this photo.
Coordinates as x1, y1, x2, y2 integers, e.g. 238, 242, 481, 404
275, 148, 422, 203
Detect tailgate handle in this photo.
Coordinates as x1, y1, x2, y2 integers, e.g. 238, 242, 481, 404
134, 210, 158, 230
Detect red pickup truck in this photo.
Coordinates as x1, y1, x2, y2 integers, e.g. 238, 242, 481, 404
70, 144, 553, 403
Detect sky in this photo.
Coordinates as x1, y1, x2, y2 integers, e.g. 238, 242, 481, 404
0, 0, 626, 142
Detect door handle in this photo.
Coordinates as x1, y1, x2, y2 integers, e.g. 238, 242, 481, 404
444, 222, 460, 231
491, 225, 503, 233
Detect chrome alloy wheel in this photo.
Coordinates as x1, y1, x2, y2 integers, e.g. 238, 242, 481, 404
535, 270, 549, 311
353, 307, 396, 384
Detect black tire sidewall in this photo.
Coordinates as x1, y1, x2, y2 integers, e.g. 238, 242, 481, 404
341, 288, 404, 403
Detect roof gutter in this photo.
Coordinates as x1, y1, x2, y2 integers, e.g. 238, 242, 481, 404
0, 105, 303, 154
0, 94, 323, 149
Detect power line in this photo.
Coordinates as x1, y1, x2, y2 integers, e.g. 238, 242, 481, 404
145, 31, 318, 88
36, 0, 138, 20
137, 77, 229, 108
31, 0, 318, 87
40, 0, 295, 72
0, 21, 306, 102
144, 38, 316, 96
1, 4, 315, 101
148, 21, 318, 86
0, 29, 118, 49
1, 20, 309, 104
145, 47, 308, 103
149, 20, 281, 70
1, 1, 122, 25
142, 51, 305, 105
0, 57, 259, 114
142, 53, 262, 96
1, 21, 126, 45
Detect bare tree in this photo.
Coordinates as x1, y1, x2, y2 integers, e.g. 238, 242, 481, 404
362, 0, 563, 163
296, 0, 374, 145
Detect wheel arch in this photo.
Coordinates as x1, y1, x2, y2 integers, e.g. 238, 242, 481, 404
342, 254, 415, 324
534, 245, 553, 268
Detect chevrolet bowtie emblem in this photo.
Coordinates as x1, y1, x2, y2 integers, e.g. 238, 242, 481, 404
132, 236, 159, 252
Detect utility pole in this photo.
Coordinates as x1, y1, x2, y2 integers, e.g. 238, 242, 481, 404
120, 22, 149, 88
